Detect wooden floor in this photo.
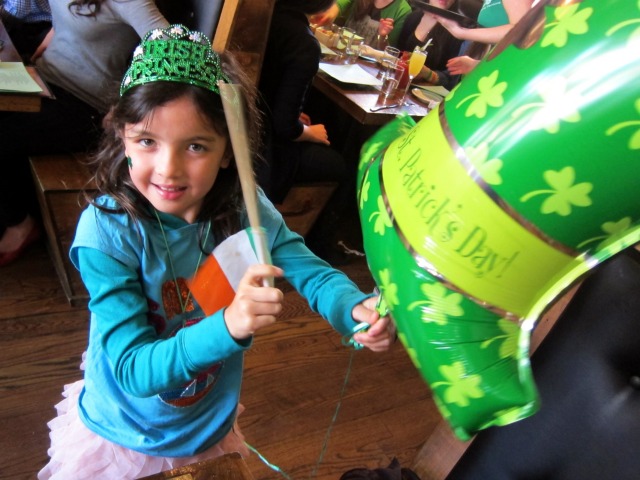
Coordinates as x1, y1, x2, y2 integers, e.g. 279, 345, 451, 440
0, 238, 439, 479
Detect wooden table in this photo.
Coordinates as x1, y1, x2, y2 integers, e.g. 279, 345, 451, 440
0, 19, 53, 112
138, 452, 254, 480
312, 54, 431, 126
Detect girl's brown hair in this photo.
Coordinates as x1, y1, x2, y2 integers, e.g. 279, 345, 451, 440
86, 51, 264, 245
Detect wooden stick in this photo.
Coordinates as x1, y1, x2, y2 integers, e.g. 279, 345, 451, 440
218, 82, 274, 287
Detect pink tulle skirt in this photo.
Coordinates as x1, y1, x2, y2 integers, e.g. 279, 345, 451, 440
38, 379, 249, 479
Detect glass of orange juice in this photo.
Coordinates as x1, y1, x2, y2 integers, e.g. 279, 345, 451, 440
401, 46, 427, 104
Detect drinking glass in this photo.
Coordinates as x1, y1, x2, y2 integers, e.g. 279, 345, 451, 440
401, 46, 427, 104
380, 63, 405, 98
338, 27, 355, 57
383, 46, 401, 61
345, 36, 363, 64
378, 46, 400, 78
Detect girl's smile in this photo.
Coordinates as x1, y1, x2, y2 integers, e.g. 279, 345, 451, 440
123, 95, 229, 223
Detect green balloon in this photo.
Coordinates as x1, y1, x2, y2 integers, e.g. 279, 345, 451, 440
357, 0, 640, 439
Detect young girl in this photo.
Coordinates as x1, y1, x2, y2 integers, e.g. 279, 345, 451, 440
38, 24, 394, 479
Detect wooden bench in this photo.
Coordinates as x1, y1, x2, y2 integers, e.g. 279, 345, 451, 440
29, 154, 94, 305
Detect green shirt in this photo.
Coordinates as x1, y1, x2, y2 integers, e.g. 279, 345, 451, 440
477, 0, 509, 28
337, 0, 412, 48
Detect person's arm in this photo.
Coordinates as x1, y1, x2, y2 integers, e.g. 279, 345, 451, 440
75, 247, 250, 397
295, 123, 331, 145
267, 19, 326, 143
30, 27, 54, 62
416, 65, 459, 90
446, 55, 480, 75
437, 0, 532, 44
385, 1, 412, 47
310, 2, 341, 26
113, 0, 169, 36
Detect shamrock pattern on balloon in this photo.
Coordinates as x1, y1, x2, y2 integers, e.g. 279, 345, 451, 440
605, 1, 640, 45
455, 70, 507, 119
465, 143, 503, 185
510, 76, 582, 134
408, 282, 464, 325
369, 196, 393, 235
520, 166, 593, 216
606, 98, 640, 150
398, 332, 421, 369
541, 2, 593, 48
359, 168, 371, 210
577, 217, 635, 250
377, 268, 400, 310
480, 318, 520, 360
431, 362, 485, 408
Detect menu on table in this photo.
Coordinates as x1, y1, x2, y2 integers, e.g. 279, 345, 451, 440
0, 62, 44, 93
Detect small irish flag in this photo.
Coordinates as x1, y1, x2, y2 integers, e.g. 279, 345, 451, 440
189, 229, 259, 316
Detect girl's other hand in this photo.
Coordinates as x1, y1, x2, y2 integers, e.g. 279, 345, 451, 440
297, 123, 331, 145
436, 16, 467, 39
224, 264, 284, 340
31, 27, 54, 62
378, 18, 394, 37
446, 55, 479, 75
299, 112, 311, 126
309, 4, 340, 26
351, 296, 396, 352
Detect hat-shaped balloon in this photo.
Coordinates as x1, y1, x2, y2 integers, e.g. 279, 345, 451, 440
357, 0, 640, 439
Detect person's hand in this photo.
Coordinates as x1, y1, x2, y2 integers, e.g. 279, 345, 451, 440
350, 296, 396, 352
447, 55, 480, 75
378, 18, 394, 37
435, 16, 469, 40
224, 264, 284, 340
299, 112, 311, 126
309, 4, 340, 26
30, 27, 54, 62
297, 123, 331, 145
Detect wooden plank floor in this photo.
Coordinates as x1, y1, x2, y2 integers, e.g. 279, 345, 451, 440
0, 238, 439, 479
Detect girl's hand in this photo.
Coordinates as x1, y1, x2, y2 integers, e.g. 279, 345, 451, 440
299, 112, 311, 126
436, 17, 468, 40
378, 18, 394, 37
297, 123, 331, 145
224, 264, 284, 340
309, 4, 340, 26
31, 27, 54, 62
447, 55, 480, 75
350, 296, 396, 352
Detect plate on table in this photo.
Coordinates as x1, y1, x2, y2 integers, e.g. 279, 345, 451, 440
358, 45, 382, 63
319, 63, 382, 86
412, 87, 443, 105
412, 1, 479, 28
359, 52, 379, 63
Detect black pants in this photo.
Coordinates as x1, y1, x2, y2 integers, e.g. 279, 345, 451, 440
3, 18, 51, 62
0, 84, 102, 231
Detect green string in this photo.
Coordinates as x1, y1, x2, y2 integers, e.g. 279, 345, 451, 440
246, 323, 367, 479
245, 442, 294, 480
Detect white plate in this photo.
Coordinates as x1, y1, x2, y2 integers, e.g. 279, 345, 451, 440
358, 53, 378, 63
412, 87, 443, 105
319, 63, 383, 86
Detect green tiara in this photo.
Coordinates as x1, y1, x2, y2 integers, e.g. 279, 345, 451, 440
120, 24, 230, 96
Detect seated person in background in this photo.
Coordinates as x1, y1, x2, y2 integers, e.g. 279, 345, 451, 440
0, 0, 168, 268
0, 0, 52, 61
258, 0, 345, 205
312, 0, 412, 49
397, 0, 463, 90
440, 0, 533, 76
258, 0, 355, 263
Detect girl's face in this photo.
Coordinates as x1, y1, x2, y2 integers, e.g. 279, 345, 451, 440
123, 95, 229, 224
